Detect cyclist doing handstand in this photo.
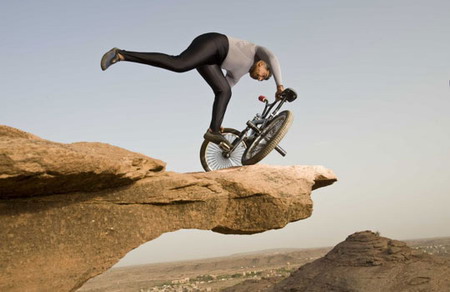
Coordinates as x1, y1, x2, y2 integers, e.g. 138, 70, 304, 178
101, 32, 284, 145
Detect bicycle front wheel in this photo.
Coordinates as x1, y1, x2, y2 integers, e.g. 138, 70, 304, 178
200, 128, 247, 172
242, 110, 293, 165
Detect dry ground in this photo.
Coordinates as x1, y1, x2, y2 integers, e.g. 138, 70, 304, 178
78, 237, 449, 292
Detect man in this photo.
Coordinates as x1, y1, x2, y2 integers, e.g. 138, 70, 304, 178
101, 32, 284, 146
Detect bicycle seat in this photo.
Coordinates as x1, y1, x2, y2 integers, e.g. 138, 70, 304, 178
282, 88, 297, 102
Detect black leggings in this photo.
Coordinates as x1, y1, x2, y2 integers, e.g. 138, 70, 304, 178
119, 33, 230, 132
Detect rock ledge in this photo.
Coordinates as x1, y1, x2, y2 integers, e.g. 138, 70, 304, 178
0, 125, 337, 291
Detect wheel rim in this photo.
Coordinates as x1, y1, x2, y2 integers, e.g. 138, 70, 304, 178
244, 114, 286, 160
204, 132, 246, 170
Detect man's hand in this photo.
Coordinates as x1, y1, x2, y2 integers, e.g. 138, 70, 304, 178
275, 85, 285, 100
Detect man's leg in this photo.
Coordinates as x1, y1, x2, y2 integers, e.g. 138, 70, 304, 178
111, 33, 226, 72
196, 64, 232, 133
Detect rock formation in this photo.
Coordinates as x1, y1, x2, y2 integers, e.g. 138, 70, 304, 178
0, 125, 166, 198
0, 125, 337, 292
270, 231, 450, 291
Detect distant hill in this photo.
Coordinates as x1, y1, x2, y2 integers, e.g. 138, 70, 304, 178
230, 232, 450, 292
78, 234, 450, 292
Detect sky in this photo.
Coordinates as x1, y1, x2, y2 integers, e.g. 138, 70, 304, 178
1, 0, 449, 267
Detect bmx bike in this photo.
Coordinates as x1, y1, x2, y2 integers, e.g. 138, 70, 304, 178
200, 88, 297, 172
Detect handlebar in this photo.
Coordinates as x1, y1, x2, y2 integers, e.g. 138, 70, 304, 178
257, 88, 297, 104
258, 88, 297, 119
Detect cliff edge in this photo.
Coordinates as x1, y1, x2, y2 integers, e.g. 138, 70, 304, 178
0, 125, 337, 291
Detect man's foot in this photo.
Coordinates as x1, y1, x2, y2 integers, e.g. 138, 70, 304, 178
101, 47, 121, 71
203, 130, 231, 147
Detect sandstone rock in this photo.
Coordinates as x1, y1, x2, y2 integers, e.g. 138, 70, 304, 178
0, 125, 166, 198
0, 126, 337, 292
269, 231, 450, 292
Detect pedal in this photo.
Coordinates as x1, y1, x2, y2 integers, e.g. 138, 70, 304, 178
246, 121, 261, 133
219, 142, 231, 151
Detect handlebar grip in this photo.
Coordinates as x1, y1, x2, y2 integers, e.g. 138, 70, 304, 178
258, 95, 267, 102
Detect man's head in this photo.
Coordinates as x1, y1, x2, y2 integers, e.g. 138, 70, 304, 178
249, 60, 272, 81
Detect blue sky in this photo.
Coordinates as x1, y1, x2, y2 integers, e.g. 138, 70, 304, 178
1, 0, 449, 266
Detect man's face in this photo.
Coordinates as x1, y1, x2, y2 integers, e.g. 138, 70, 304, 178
250, 61, 270, 81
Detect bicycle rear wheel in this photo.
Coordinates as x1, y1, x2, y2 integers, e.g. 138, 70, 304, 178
242, 110, 293, 165
200, 128, 247, 172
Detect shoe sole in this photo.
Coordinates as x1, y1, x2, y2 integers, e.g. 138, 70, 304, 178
101, 48, 119, 71
204, 133, 231, 147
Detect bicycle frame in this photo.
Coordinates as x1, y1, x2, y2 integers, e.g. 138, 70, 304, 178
227, 94, 290, 156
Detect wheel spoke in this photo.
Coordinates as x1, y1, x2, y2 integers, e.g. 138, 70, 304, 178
230, 156, 240, 166
203, 132, 246, 171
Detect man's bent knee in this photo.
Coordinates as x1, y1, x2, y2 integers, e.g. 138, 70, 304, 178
214, 86, 231, 100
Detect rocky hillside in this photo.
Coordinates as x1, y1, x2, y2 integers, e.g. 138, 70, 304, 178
0, 125, 337, 292
268, 231, 450, 292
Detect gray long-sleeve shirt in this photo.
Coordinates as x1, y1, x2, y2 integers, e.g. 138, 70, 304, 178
221, 36, 283, 88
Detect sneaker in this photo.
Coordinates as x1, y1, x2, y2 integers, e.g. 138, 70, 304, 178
203, 131, 231, 147
101, 47, 121, 71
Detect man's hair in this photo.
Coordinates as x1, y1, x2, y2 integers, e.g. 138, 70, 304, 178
249, 61, 272, 80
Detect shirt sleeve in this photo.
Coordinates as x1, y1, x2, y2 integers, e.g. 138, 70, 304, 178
255, 46, 283, 86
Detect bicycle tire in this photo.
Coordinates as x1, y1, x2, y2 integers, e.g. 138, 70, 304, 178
241, 110, 293, 166
200, 128, 247, 172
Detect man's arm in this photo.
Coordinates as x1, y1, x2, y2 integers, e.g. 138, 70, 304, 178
255, 46, 283, 87
276, 84, 285, 99
256, 46, 284, 98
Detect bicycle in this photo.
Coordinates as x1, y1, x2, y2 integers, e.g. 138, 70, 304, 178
200, 88, 298, 172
